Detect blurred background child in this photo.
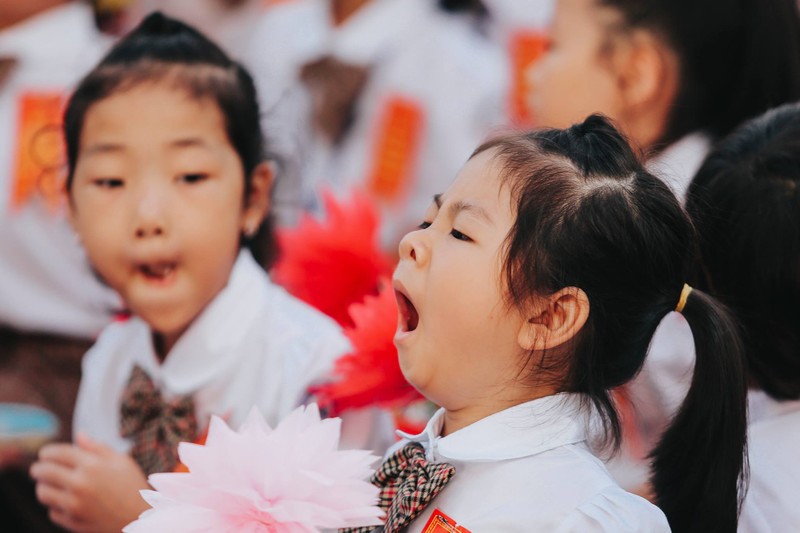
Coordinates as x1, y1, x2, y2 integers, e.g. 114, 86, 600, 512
686, 102, 800, 532
239, 0, 508, 248
29, 14, 353, 531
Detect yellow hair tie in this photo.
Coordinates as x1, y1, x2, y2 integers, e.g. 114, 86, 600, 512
675, 283, 692, 313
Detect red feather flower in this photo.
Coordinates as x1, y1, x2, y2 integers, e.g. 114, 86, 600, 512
271, 191, 393, 328
311, 280, 422, 417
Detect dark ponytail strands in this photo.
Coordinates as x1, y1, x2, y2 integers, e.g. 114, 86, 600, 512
650, 289, 748, 533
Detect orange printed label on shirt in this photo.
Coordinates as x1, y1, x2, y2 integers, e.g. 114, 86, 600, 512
422, 509, 472, 533
10, 91, 68, 213
508, 30, 549, 126
366, 96, 424, 202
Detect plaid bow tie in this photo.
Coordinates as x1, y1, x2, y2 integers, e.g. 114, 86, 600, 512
119, 364, 198, 475
342, 442, 456, 533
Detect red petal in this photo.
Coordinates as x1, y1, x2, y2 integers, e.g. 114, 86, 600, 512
271, 191, 393, 327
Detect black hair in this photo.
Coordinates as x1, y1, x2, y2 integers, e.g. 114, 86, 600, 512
474, 114, 748, 532
598, 0, 800, 145
63, 12, 277, 268
687, 102, 800, 401
437, 0, 487, 16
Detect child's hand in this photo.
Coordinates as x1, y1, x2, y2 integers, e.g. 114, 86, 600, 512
30, 433, 150, 532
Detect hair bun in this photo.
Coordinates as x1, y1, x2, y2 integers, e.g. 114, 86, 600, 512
571, 114, 616, 137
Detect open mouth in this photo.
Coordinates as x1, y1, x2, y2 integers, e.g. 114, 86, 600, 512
138, 262, 177, 283
394, 289, 419, 333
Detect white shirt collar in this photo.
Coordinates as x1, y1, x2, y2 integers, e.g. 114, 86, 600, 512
646, 132, 712, 202
397, 393, 590, 462
129, 250, 270, 395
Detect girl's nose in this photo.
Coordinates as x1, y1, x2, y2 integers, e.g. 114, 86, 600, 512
133, 189, 167, 238
398, 229, 429, 266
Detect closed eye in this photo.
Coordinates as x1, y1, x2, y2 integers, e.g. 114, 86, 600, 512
93, 178, 124, 188
450, 229, 472, 242
418, 221, 432, 229
177, 173, 209, 184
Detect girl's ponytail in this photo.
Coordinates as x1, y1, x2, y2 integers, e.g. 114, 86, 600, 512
650, 287, 748, 533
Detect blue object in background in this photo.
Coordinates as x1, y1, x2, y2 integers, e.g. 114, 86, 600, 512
0, 403, 59, 442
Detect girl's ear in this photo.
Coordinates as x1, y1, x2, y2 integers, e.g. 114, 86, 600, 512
241, 162, 273, 237
517, 287, 590, 351
612, 30, 679, 147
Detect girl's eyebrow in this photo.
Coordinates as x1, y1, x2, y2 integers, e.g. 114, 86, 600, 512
168, 137, 212, 150
82, 137, 211, 157
83, 142, 125, 156
432, 193, 493, 225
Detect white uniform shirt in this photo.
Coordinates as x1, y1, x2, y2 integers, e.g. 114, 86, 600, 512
395, 393, 670, 532
73, 251, 350, 451
242, 0, 507, 245
0, 3, 118, 337
739, 391, 800, 532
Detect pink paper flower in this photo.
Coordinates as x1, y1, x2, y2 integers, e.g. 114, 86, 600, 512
124, 404, 383, 533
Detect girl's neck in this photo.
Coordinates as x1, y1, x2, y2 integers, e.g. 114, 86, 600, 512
440, 389, 556, 436
151, 329, 185, 363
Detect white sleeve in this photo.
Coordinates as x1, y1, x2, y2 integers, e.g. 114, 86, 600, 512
268, 302, 352, 420
72, 323, 133, 453
72, 341, 101, 441
555, 488, 671, 533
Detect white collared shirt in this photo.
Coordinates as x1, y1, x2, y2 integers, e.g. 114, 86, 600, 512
739, 391, 800, 532
241, 0, 507, 246
0, 3, 118, 337
394, 393, 670, 532
73, 251, 351, 452
647, 132, 712, 202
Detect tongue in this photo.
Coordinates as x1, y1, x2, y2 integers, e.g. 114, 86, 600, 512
142, 264, 173, 279
407, 300, 419, 331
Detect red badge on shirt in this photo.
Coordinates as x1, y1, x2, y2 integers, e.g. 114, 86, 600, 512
10, 91, 67, 213
422, 509, 472, 533
366, 95, 424, 202
507, 30, 549, 127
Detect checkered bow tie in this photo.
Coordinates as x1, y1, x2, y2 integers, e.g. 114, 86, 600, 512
119, 364, 198, 475
342, 442, 456, 533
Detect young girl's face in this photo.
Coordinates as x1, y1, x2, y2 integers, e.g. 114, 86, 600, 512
69, 83, 266, 352
529, 0, 624, 129
393, 150, 531, 412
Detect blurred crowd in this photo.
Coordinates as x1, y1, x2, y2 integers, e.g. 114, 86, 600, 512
1, 0, 800, 531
